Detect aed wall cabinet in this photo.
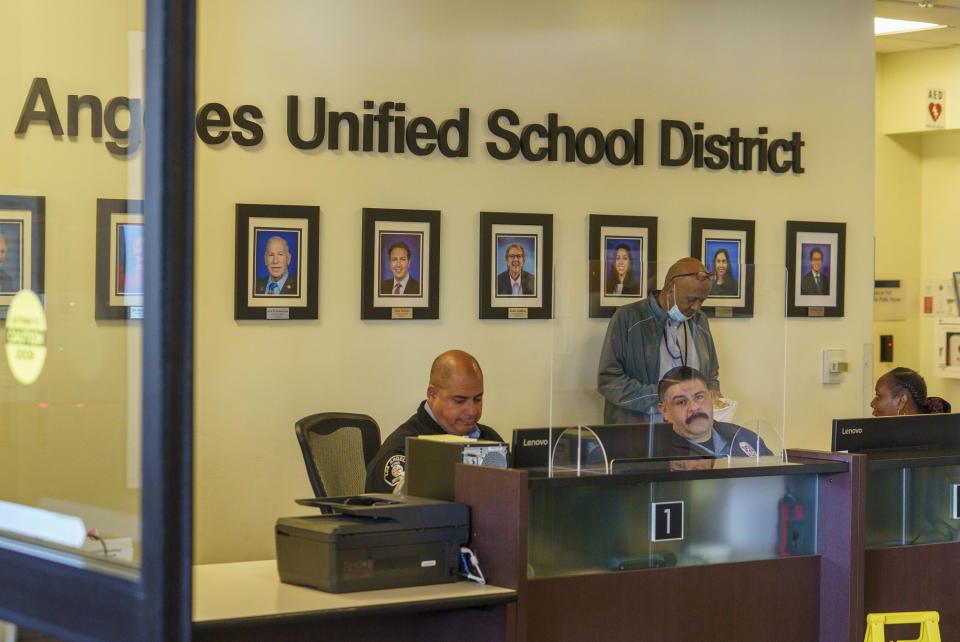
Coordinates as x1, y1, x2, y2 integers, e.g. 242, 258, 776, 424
455, 451, 863, 642
862, 449, 960, 641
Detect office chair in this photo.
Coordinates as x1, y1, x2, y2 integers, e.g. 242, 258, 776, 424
295, 412, 382, 497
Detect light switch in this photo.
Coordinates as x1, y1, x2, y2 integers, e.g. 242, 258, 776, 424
822, 349, 847, 384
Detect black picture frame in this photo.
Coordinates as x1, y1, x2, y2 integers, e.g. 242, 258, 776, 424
234, 203, 319, 320
95, 198, 144, 320
786, 220, 846, 317
480, 211, 553, 320
361, 207, 441, 320
589, 214, 658, 318
0, 195, 45, 321
690, 217, 755, 318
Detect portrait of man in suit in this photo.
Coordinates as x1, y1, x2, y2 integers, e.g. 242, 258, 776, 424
0, 229, 21, 294
496, 241, 535, 296
117, 224, 144, 295
800, 245, 829, 295
254, 235, 298, 296
379, 240, 421, 295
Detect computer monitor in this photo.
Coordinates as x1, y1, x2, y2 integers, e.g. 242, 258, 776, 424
511, 423, 678, 468
831, 413, 960, 453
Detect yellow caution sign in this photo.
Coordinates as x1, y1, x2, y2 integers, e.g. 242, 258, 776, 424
864, 611, 941, 642
4, 290, 47, 385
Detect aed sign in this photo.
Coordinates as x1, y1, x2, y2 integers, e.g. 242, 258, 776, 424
927, 88, 945, 129
651, 501, 684, 542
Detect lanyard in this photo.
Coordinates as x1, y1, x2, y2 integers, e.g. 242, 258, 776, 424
663, 320, 689, 363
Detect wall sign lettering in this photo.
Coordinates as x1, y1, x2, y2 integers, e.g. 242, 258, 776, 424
13, 77, 805, 173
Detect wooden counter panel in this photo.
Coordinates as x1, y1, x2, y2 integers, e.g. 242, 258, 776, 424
526, 556, 820, 642
865, 542, 960, 641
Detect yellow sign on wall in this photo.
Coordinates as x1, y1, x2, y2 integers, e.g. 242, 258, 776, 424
5, 290, 47, 385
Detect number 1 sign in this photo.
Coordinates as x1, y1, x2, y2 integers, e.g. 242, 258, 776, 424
651, 501, 684, 542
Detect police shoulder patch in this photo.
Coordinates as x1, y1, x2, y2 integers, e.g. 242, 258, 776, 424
738, 441, 758, 457
384, 454, 406, 487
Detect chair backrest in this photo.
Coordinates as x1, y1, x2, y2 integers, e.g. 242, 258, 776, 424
295, 412, 382, 497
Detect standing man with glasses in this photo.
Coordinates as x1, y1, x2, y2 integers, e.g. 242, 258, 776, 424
496, 242, 535, 295
597, 257, 722, 423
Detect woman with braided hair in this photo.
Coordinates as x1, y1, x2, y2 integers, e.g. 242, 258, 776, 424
870, 367, 951, 417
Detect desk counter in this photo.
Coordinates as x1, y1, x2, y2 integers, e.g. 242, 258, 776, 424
193, 559, 515, 641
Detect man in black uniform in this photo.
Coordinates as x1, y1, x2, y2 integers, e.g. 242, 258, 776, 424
365, 349, 503, 493
657, 366, 772, 458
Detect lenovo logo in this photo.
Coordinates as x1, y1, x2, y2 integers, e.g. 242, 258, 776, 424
841, 428, 863, 435
522, 439, 549, 447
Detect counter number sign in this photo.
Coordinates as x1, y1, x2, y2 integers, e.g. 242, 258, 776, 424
651, 501, 684, 542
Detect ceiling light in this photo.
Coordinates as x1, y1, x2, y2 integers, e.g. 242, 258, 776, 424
875, 17, 946, 35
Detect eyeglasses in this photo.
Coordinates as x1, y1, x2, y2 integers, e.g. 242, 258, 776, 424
671, 271, 714, 282
506, 253, 524, 260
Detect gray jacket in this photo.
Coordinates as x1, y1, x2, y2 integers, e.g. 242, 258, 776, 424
597, 293, 720, 424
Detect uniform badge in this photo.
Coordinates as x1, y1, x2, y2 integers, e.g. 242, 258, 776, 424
384, 454, 406, 487
738, 441, 758, 457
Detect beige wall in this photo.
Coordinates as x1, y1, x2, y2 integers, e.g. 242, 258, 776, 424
874, 47, 960, 402
194, 0, 876, 563
0, 2, 144, 545
0, 0, 888, 571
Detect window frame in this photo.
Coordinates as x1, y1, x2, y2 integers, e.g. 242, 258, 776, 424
0, 1, 196, 639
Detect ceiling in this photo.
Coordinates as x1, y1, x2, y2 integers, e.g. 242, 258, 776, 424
876, 0, 960, 52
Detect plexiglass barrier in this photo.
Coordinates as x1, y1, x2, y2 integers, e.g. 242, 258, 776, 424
506, 259, 813, 576
528, 465, 819, 577
527, 260, 790, 472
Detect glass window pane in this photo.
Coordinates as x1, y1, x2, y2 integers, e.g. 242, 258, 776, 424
0, 1, 146, 574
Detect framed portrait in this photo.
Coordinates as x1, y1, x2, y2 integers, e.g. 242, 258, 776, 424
589, 214, 658, 318
786, 220, 846, 317
234, 203, 319, 320
480, 211, 553, 320
95, 198, 144, 320
690, 217, 755, 318
954, 272, 960, 317
0, 195, 45, 320
361, 208, 440, 320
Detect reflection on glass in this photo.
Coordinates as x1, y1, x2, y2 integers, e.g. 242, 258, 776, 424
0, 4, 145, 572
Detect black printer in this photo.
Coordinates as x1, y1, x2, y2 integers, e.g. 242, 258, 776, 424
275, 494, 469, 593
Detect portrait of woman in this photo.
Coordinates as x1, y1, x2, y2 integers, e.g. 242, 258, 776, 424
710, 247, 738, 297
605, 243, 641, 295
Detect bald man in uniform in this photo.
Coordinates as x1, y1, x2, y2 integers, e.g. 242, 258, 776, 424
598, 257, 722, 424
365, 350, 504, 493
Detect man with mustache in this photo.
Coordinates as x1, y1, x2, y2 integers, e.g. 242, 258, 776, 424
657, 366, 771, 458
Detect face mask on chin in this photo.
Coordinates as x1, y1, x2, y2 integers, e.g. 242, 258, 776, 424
667, 282, 692, 323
